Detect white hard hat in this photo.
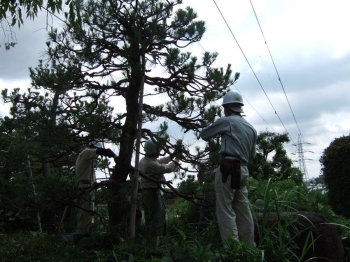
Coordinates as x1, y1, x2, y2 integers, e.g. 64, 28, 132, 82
144, 140, 159, 155
222, 91, 244, 107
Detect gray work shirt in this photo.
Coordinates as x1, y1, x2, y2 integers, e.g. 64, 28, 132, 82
139, 156, 176, 189
200, 114, 257, 164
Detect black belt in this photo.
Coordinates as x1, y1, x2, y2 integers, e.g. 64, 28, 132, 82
221, 155, 241, 160
221, 155, 247, 165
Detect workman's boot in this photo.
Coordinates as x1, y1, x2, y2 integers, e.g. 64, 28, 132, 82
61, 233, 76, 243
61, 233, 90, 244
74, 233, 90, 244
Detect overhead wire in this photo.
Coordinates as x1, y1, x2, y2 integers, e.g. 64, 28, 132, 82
212, 0, 294, 144
248, 0, 302, 139
248, 0, 312, 175
196, 43, 276, 132
259, 56, 290, 117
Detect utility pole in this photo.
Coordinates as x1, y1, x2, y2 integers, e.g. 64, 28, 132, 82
292, 133, 313, 181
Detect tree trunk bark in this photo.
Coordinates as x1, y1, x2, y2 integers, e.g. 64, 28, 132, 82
108, 75, 142, 230
107, 18, 144, 230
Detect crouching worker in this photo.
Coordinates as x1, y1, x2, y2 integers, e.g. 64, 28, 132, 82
62, 141, 117, 244
139, 139, 178, 237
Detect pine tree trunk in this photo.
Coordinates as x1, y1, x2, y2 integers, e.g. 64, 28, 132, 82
108, 72, 142, 230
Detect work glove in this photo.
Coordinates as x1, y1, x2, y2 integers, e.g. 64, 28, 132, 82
96, 148, 116, 158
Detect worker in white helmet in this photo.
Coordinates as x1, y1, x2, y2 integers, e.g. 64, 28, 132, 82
200, 91, 257, 248
63, 140, 117, 243
139, 139, 178, 237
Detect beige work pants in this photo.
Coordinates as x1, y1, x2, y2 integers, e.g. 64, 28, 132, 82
76, 189, 94, 234
215, 165, 255, 247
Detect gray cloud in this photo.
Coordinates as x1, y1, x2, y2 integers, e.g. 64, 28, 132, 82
235, 49, 350, 133
1, 1, 350, 180
0, 14, 59, 80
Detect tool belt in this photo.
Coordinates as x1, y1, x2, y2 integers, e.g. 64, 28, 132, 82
220, 158, 241, 189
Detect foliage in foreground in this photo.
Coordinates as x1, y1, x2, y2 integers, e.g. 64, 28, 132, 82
0, 0, 82, 49
1, 178, 350, 261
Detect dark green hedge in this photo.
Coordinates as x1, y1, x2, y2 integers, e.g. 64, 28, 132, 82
320, 135, 350, 218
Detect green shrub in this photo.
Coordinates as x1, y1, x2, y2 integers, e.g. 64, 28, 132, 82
320, 135, 350, 218
1, 177, 350, 262
167, 198, 200, 233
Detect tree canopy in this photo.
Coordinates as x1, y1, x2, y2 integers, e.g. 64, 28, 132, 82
1, 0, 236, 231
248, 131, 303, 184
0, 0, 82, 49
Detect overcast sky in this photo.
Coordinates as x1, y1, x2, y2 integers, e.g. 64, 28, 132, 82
1, 0, 350, 181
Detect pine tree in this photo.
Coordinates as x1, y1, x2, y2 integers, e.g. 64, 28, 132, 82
2, 0, 237, 231
248, 131, 303, 183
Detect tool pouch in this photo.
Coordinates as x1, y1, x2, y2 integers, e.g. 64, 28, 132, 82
220, 158, 241, 189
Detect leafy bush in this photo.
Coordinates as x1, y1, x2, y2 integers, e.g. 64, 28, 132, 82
320, 135, 350, 218
0, 171, 40, 234
1, 178, 350, 261
167, 197, 200, 233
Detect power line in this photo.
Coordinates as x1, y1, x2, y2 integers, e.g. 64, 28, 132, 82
196, 43, 276, 132
248, 0, 302, 137
259, 56, 290, 117
248, 0, 310, 174
212, 0, 294, 144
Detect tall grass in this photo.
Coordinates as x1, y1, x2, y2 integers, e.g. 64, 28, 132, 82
1, 178, 349, 261
252, 179, 312, 261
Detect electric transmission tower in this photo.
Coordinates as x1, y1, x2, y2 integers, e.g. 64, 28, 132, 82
292, 133, 313, 181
